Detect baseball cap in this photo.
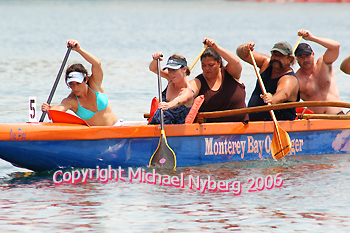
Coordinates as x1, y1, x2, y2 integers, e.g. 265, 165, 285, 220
67, 71, 86, 84
162, 58, 187, 71
270, 41, 293, 55
294, 43, 313, 57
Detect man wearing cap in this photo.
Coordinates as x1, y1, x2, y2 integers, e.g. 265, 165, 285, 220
295, 29, 342, 115
237, 41, 300, 121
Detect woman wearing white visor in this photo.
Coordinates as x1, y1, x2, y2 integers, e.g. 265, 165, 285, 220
42, 39, 119, 126
148, 53, 194, 124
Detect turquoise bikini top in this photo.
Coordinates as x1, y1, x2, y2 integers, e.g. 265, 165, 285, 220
75, 85, 109, 120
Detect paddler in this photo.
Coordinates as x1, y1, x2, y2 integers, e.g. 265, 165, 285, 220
41, 40, 120, 126
294, 29, 343, 115
237, 41, 300, 121
148, 53, 194, 124
189, 38, 249, 123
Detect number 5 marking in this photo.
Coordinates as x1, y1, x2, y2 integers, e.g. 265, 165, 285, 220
29, 96, 37, 122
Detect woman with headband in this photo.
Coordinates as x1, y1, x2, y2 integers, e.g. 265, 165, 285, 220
41, 39, 119, 126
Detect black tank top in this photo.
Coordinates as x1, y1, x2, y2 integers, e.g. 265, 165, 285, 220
197, 67, 249, 123
248, 66, 300, 121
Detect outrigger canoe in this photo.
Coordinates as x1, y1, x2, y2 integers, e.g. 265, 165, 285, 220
1, 101, 350, 172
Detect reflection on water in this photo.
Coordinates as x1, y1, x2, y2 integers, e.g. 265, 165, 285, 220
1, 154, 350, 231
1, 0, 350, 231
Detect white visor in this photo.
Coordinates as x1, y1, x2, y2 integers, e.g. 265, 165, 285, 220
162, 58, 187, 71
67, 72, 85, 84
162, 63, 182, 71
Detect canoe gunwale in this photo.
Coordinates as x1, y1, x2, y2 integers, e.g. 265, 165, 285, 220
2, 118, 350, 141
196, 101, 350, 123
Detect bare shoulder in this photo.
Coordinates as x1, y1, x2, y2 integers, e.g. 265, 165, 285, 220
224, 66, 242, 83
180, 86, 194, 95
260, 56, 271, 73
89, 80, 105, 93
316, 56, 333, 74
316, 55, 331, 68
189, 78, 201, 96
189, 78, 201, 86
280, 73, 298, 85
278, 74, 299, 100
62, 93, 77, 106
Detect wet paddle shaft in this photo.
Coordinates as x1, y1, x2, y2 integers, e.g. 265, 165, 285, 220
149, 57, 177, 170
39, 45, 72, 122
249, 49, 291, 159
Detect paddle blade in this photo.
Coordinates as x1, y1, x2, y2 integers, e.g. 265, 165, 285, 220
48, 110, 89, 126
149, 131, 176, 170
270, 126, 291, 159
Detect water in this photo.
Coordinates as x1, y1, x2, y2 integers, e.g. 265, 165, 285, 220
1, 0, 350, 232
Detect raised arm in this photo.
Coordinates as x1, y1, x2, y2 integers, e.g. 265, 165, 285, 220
149, 52, 171, 81
67, 40, 103, 85
297, 29, 340, 65
236, 42, 270, 73
340, 56, 350, 75
203, 38, 242, 80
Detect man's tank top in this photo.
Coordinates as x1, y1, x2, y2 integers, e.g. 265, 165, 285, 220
196, 67, 249, 123
248, 66, 300, 121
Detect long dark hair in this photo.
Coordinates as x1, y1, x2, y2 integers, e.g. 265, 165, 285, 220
201, 48, 222, 67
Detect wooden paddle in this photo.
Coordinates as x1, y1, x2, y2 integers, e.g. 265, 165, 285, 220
40, 45, 73, 122
149, 57, 176, 170
196, 101, 350, 122
188, 44, 208, 71
299, 114, 350, 120
293, 36, 303, 54
248, 49, 291, 160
